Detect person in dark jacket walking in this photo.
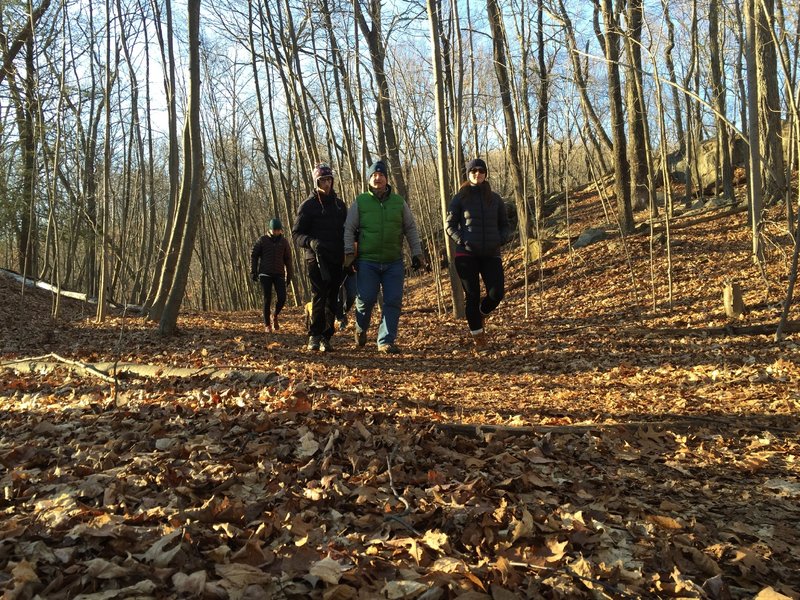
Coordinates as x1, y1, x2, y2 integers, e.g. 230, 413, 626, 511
445, 158, 510, 351
292, 163, 348, 352
250, 218, 294, 332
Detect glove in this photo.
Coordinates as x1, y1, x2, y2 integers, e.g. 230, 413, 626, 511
343, 254, 355, 268
309, 239, 321, 253
344, 263, 357, 276
411, 255, 424, 271
251, 272, 258, 282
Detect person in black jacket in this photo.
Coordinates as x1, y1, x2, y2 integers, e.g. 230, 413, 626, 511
445, 158, 510, 352
250, 218, 294, 332
292, 163, 348, 352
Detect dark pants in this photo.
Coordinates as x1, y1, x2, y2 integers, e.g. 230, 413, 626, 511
307, 258, 344, 339
259, 274, 286, 326
336, 271, 357, 321
454, 255, 504, 331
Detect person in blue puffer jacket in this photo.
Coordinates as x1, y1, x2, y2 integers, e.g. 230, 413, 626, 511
445, 157, 511, 352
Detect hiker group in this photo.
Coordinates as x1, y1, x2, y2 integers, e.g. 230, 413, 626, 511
250, 158, 510, 353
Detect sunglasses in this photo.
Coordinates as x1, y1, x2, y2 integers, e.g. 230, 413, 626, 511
469, 168, 487, 174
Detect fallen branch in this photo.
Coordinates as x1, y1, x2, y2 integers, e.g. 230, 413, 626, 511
1, 356, 280, 384
630, 321, 800, 338
2, 353, 116, 383
435, 417, 799, 438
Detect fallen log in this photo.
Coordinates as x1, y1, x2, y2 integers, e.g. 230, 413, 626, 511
1, 355, 280, 384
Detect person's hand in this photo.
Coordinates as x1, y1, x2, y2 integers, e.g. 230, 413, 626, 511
344, 263, 357, 276
344, 253, 355, 268
411, 255, 425, 271
309, 239, 320, 253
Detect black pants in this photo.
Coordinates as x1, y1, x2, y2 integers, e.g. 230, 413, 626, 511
307, 258, 344, 339
336, 271, 357, 321
454, 255, 504, 331
259, 275, 286, 326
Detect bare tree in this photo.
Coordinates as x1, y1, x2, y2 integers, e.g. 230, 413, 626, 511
593, 0, 633, 233
486, 0, 528, 239
159, 0, 204, 335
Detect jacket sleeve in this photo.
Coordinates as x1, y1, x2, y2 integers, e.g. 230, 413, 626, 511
343, 201, 360, 255
250, 238, 262, 275
282, 239, 294, 279
497, 195, 511, 245
291, 200, 315, 250
445, 195, 463, 246
402, 202, 423, 257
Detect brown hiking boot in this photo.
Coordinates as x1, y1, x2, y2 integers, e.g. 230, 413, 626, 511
272, 313, 280, 331
472, 331, 489, 353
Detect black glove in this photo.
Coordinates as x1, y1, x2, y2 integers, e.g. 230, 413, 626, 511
411, 255, 423, 271
251, 272, 258, 282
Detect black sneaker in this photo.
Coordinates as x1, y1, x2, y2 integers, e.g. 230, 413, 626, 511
307, 336, 321, 351
320, 337, 334, 352
354, 328, 367, 347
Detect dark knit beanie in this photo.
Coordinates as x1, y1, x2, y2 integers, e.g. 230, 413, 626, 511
367, 160, 389, 178
268, 218, 283, 231
465, 158, 488, 174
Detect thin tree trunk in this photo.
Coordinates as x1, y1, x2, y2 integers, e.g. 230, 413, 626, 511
159, 0, 204, 335
486, 0, 528, 240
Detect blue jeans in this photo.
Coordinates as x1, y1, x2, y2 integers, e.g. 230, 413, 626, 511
355, 259, 404, 347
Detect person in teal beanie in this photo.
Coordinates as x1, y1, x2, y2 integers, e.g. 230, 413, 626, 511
250, 218, 293, 332
343, 160, 426, 354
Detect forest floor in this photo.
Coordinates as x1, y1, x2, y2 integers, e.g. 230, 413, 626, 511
1, 188, 799, 599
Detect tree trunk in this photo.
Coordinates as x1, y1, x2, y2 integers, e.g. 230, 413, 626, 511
486, 0, 528, 239
744, 0, 765, 263
426, 0, 464, 318
624, 0, 649, 213
596, 0, 633, 233
709, 0, 734, 201
755, 0, 786, 205
354, 0, 408, 200
159, 0, 204, 335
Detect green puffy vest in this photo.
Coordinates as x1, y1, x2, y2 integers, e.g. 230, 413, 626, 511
356, 190, 405, 262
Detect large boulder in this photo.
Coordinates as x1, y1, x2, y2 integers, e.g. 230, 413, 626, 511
664, 136, 748, 194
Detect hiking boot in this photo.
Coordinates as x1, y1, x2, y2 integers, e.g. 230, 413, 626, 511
320, 337, 334, 353
307, 335, 321, 351
472, 331, 489, 353
272, 313, 280, 331
264, 322, 272, 333
355, 328, 367, 347
378, 344, 400, 354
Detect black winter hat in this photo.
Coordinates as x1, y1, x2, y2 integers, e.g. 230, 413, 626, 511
367, 160, 389, 178
269, 218, 283, 231
466, 158, 488, 174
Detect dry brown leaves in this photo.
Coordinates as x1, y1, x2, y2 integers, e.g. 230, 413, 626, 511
1, 194, 799, 599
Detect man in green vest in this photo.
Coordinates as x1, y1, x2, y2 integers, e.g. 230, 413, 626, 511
344, 160, 425, 353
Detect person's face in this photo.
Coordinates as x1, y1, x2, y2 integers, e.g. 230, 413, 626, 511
270, 228, 282, 236
317, 176, 333, 193
369, 171, 387, 189
468, 166, 487, 185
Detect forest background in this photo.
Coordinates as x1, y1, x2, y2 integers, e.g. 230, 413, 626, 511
1, 0, 798, 326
